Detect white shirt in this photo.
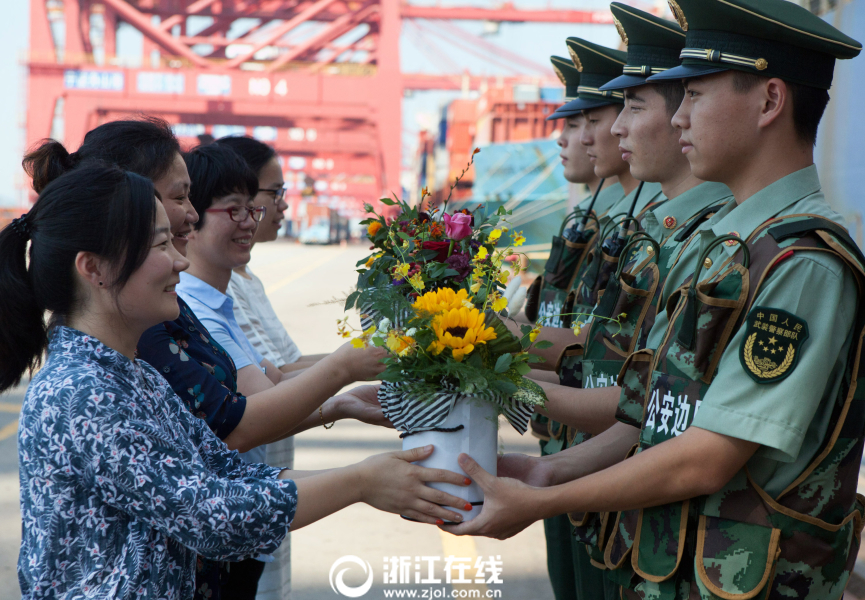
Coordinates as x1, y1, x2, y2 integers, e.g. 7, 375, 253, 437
227, 267, 302, 367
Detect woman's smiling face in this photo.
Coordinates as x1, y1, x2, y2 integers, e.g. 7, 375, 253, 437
152, 152, 197, 256
190, 192, 259, 272
251, 157, 286, 244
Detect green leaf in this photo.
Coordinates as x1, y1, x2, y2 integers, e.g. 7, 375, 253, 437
396, 231, 410, 240
515, 362, 532, 375
520, 324, 533, 336
526, 353, 545, 363
491, 379, 518, 395
443, 268, 459, 277
379, 197, 397, 206
534, 340, 554, 350
494, 353, 513, 373
344, 291, 360, 311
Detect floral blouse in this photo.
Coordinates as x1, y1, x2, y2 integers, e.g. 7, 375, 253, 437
18, 326, 297, 599
137, 297, 246, 440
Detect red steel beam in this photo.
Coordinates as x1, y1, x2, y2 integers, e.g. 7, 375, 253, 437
266, 2, 378, 71
223, 0, 341, 68
400, 5, 614, 24
100, 0, 213, 67
158, 0, 218, 31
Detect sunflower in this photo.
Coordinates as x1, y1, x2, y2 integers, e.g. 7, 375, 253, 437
412, 288, 473, 315
428, 307, 497, 361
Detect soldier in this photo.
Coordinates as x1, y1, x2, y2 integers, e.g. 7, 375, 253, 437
445, 1, 865, 599
528, 6, 734, 598
529, 54, 626, 600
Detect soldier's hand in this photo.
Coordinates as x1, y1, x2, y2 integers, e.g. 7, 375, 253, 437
496, 453, 555, 487
440, 453, 540, 540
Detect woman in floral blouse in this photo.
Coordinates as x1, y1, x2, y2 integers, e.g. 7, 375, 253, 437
0, 164, 469, 599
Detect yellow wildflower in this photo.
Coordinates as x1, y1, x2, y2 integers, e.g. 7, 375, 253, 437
351, 337, 367, 348
475, 247, 488, 261
364, 253, 381, 268
412, 288, 472, 315
386, 332, 415, 356
491, 295, 508, 313
428, 306, 497, 362
488, 229, 502, 242
394, 263, 410, 279
470, 280, 482, 293
368, 221, 383, 236
498, 269, 510, 284
512, 231, 526, 247
573, 324, 582, 337
421, 186, 429, 197
529, 327, 540, 342
409, 273, 425, 290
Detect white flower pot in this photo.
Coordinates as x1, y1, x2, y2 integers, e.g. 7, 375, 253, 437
401, 396, 498, 522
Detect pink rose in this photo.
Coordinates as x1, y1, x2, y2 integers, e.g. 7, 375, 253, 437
443, 212, 473, 241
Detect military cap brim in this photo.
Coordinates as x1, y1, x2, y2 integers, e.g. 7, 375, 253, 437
601, 73, 659, 91
646, 63, 729, 83
546, 96, 619, 122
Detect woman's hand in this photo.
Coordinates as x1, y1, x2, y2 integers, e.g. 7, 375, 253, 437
355, 446, 472, 524
331, 341, 387, 382
331, 384, 393, 428
441, 454, 540, 540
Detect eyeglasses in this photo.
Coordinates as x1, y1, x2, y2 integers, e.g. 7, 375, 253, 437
205, 205, 267, 223
258, 187, 286, 205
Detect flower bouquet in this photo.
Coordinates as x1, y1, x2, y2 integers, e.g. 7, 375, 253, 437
339, 151, 551, 521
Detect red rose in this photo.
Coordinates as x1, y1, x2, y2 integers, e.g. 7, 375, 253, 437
421, 241, 451, 262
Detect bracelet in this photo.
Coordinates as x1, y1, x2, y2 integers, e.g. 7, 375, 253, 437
319, 405, 334, 429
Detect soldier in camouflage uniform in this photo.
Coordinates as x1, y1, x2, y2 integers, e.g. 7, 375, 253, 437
530, 54, 626, 600
444, 1, 865, 599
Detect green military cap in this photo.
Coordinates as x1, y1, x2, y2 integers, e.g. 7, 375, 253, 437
547, 55, 583, 121
600, 3, 686, 91
646, 0, 861, 90
556, 38, 627, 112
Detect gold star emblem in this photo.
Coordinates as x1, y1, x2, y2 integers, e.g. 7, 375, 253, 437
768, 336, 777, 345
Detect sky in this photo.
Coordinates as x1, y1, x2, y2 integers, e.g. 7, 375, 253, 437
0, 0, 628, 207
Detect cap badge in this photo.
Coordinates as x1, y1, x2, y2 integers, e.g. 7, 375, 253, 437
663, 216, 677, 229
755, 58, 768, 71
568, 46, 583, 72
668, 0, 688, 31
552, 64, 567, 86
614, 17, 629, 46
725, 232, 741, 246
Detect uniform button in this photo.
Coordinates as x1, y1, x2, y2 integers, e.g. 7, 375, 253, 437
188, 326, 195, 332
703, 257, 713, 269
646, 245, 655, 256
163, 366, 170, 373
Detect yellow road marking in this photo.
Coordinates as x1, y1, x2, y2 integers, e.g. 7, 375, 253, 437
0, 403, 21, 414
0, 419, 18, 442
438, 529, 488, 594
264, 248, 348, 294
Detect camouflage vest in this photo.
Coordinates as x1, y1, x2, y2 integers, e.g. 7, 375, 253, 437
570, 199, 666, 320
527, 206, 605, 448
605, 215, 865, 599
561, 204, 725, 566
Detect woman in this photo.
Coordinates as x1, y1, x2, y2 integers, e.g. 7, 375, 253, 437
213, 135, 311, 600
21, 120, 390, 598
0, 164, 469, 599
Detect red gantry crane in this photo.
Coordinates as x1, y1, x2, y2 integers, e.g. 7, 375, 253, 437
26, 0, 617, 214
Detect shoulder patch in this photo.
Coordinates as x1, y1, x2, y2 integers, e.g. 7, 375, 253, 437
739, 307, 809, 384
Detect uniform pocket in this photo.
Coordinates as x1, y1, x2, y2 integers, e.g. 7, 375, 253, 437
631, 500, 690, 583
546, 238, 591, 289
695, 514, 781, 599
616, 349, 654, 428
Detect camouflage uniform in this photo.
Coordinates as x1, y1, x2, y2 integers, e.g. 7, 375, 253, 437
606, 167, 865, 599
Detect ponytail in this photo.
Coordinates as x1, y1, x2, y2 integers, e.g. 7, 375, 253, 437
0, 216, 46, 391
0, 164, 157, 393
22, 140, 80, 194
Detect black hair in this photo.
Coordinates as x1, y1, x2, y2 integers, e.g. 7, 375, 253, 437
652, 81, 686, 118
184, 144, 259, 230
214, 136, 277, 177
0, 164, 157, 392
730, 71, 829, 146
23, 116, 181, 193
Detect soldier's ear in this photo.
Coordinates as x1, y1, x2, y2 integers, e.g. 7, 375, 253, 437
756, 78, 789, 131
